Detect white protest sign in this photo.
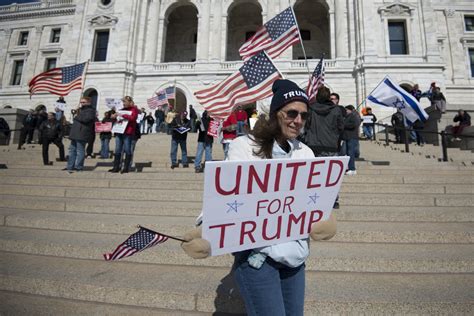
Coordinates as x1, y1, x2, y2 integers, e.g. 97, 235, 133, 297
54, 102, 67, 111
137, 113, 145, 123
202, 156, 349, 256
105, 98, 123, 109
362, 115, 374, 124
111, 120, 128, 134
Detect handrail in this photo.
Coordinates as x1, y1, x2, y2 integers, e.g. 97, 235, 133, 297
373, 122, 473, 162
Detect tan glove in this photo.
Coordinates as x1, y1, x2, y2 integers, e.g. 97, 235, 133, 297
181, 227, 211, 259
309, 213, 337, 241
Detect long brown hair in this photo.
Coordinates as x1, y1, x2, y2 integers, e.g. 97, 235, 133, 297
249, 113, 283, 159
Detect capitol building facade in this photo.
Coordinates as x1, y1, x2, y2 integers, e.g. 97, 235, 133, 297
0, 0, 473, 120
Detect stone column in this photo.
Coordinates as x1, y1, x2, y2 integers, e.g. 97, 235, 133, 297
155, 17, 168, 63
335, 0, 348, 59
209, 0, 222, 61
28, 26, 44, 81
329, 9, 336, 59
136, 0, 150, 63
220, 14, 227, 61
196, 0, 210, 61
145, 0, 160, 63
0, 29, 12, 88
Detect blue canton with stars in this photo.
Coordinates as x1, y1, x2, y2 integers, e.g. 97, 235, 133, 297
62, 63, 85, 84
265, 7, 297, 40
240, 52, 278, 89
125, 228, 157, 250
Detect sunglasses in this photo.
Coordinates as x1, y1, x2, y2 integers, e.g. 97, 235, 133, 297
283, 110, 309, 120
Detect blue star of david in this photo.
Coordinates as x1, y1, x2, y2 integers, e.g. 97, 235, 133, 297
393, 99, 406, 110
308, 192, 320, 205
227, 200, 244, 213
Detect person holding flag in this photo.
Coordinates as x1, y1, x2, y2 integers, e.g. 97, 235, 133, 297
182, 79, 337, 316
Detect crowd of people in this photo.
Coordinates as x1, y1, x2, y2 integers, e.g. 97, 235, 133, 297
9, 80, 471, 177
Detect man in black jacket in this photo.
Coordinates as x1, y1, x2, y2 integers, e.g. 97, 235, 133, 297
65, 97, 95, 172
17, 109, 37, 149
305, 86, 344, 208
39, 112, 65, 165
305, 86, 344, 156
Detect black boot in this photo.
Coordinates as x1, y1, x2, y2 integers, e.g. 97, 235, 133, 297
108, 154, 121, 173
121, 154, 132, 174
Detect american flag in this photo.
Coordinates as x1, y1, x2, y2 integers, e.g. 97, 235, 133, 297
147, 96, 160, 110
104, 227, 168, 261
306, 57, 325, 102
29, 62, 86, 97
195, 51, 282, 120
239, 7, 300, 61
165, 86, 175, 99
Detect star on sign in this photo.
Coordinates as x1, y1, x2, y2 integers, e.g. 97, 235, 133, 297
227, 200, 244, 213
308, 192, 320, 205
393, 99, 406, 110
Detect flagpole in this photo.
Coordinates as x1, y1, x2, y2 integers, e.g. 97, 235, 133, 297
362, 75, 389, 107
290, 4, 311, 79
77, 60, 90, 101
138, 225, 187, 242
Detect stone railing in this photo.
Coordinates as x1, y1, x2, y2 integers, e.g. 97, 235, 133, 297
152, 62, 196, 71
150, 59, 337, 73
0, 0, 74, 13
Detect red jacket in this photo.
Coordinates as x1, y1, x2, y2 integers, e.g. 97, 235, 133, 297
222, 112, 237, 140
120, 105, 139, 136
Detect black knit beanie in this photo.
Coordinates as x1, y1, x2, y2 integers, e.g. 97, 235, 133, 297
270, 79, 309, 114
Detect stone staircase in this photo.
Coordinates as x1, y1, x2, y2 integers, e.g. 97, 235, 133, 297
0, 134, 473, 315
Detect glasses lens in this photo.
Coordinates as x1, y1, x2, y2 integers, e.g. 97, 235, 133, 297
286, 110, 299, 119
285, 110, 308, 120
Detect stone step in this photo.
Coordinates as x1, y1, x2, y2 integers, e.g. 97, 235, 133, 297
1, 195, 472, 222
2, 163, 473, 175
0, 291, 207, 316
0, 184, 472, 206
0, 175, 471, 194
1, 226, 472, 273
1, 209, 472, 244
1, 252, 472, 314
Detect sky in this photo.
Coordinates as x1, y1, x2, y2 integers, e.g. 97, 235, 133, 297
0, 0, 39, 5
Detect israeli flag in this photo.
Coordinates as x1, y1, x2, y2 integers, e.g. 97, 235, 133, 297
366, 76, 429, 125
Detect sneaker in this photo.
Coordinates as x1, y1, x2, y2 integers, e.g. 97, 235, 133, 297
182, 164, 189, 168
333, 201, 340, 209
345, 170, 357, 176
44, 161, 53, 166
170, 164, 179, 169
195, 168, 203, 173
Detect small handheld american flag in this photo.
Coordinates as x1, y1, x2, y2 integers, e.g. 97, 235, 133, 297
104, 226, 179, 261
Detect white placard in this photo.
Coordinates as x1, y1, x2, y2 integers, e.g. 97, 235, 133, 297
137, 113, 145, 123
54, 102, 67, 111
362, 115, 374, 124
105, 98, 123, 109
249, 117, 258, 130
111, 119, 129, 134
202, 156, 349, 256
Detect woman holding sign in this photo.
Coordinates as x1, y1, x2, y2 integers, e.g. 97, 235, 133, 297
182, 80, 337, 316
109, 96, 139, 173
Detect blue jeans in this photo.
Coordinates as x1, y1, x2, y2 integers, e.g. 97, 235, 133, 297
237, 121, 246, 136
194, 142, 212, 169
67, 139, 86, 170
345, 138, 359, 171
170, 139, 188, 165
233, 251, 305, 316
362, 125, 373, 139
100, 138, 110, 158
155, 118, 163, 133
115, 134, 133, 156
